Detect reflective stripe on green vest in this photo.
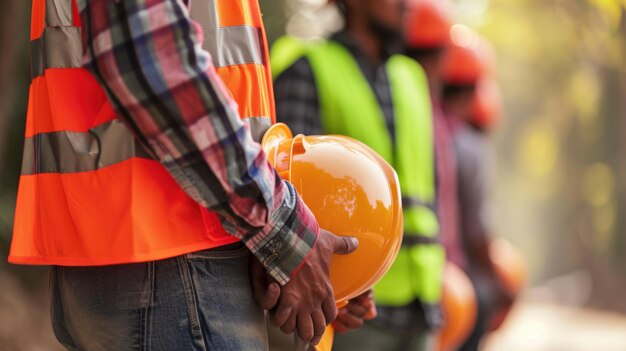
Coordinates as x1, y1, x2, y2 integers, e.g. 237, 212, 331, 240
271, 38, 445, 306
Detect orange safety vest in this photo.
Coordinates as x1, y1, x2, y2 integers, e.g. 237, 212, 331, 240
9, 0, 275, 266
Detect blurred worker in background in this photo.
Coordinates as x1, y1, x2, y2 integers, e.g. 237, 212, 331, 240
404, 4, 482, 350
271, 0, 445, 350
404, 0, 467, 277
11, 0, 359, 349
440, 29, 514, 351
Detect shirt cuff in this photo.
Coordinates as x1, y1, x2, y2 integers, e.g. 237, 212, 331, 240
249, 181, 319, 285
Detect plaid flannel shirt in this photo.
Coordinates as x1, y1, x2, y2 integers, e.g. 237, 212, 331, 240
76, 0, 318, 284
275, 32, 396, 143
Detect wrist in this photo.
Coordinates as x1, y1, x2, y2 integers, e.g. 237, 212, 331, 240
249, 181, 319, 285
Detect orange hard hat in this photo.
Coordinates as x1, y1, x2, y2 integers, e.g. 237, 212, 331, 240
471, 78, 503, 130
405, 0, 452, 49
437, 263, 477, 351
490, 239, 527, 296
314, 326, 335, 351
441, 26, 494, 85
488, 239, 527, 331
262, 123, 404, 305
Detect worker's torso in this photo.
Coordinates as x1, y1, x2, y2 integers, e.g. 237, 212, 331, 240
9, 0, 274, 265
433, 99, 467, 269
453, 121, 491, 270
272, 37, 445, 307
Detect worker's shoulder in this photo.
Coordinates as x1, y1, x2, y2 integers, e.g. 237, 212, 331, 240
389, 54, 428, 77
271, 36, 319, 81
273, 56, 314, 85
272, 37, 350, 82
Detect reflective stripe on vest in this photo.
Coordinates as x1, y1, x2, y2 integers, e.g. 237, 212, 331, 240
21, 120, 153, 175
46, 0, 73, 26
402, 196, 435, 212
190, 0, 274, 139
271, 39, 445, 305
31, 27, 81, 79
9, 0, 275, 266
31, 0, 80, 79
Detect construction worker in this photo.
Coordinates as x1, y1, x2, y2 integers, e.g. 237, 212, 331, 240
440, 31, 513, 351
404, 0, 467, 271
272, 0, 445, 350
10, 0, 359, 349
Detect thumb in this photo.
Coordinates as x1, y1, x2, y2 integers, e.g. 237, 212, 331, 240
261, 282, 281, 310
332, 235, 359, 255
251, 258, 281, 310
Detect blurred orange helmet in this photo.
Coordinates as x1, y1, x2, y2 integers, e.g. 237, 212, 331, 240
490, 239, 527, 296
262, 123, 404, 306
405, 0, 452, 49
471, 78, 503, 130
488, 238, 527, 331
441, 26, 494, 85
437, 263, 477, 351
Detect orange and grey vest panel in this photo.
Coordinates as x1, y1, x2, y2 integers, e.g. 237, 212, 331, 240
190, 0, 275, 139
9, 0, 275, 265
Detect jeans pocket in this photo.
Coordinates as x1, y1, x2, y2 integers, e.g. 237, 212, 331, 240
50, 267, 77, 348
186, 242, 249, 260
92, 262, 154, 312
53, 264, 155, 349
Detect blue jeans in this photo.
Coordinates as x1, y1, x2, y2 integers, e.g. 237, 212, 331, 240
50, 243, 268, 351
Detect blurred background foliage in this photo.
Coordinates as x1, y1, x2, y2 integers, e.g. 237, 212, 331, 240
1, 0, 626, 349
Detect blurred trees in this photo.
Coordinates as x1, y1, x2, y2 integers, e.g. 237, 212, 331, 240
0, 0, 29, 253
0, 2, 62, 350
0, 0, 30, 273
261, 0, 287, 42
462, 0, 626, 311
